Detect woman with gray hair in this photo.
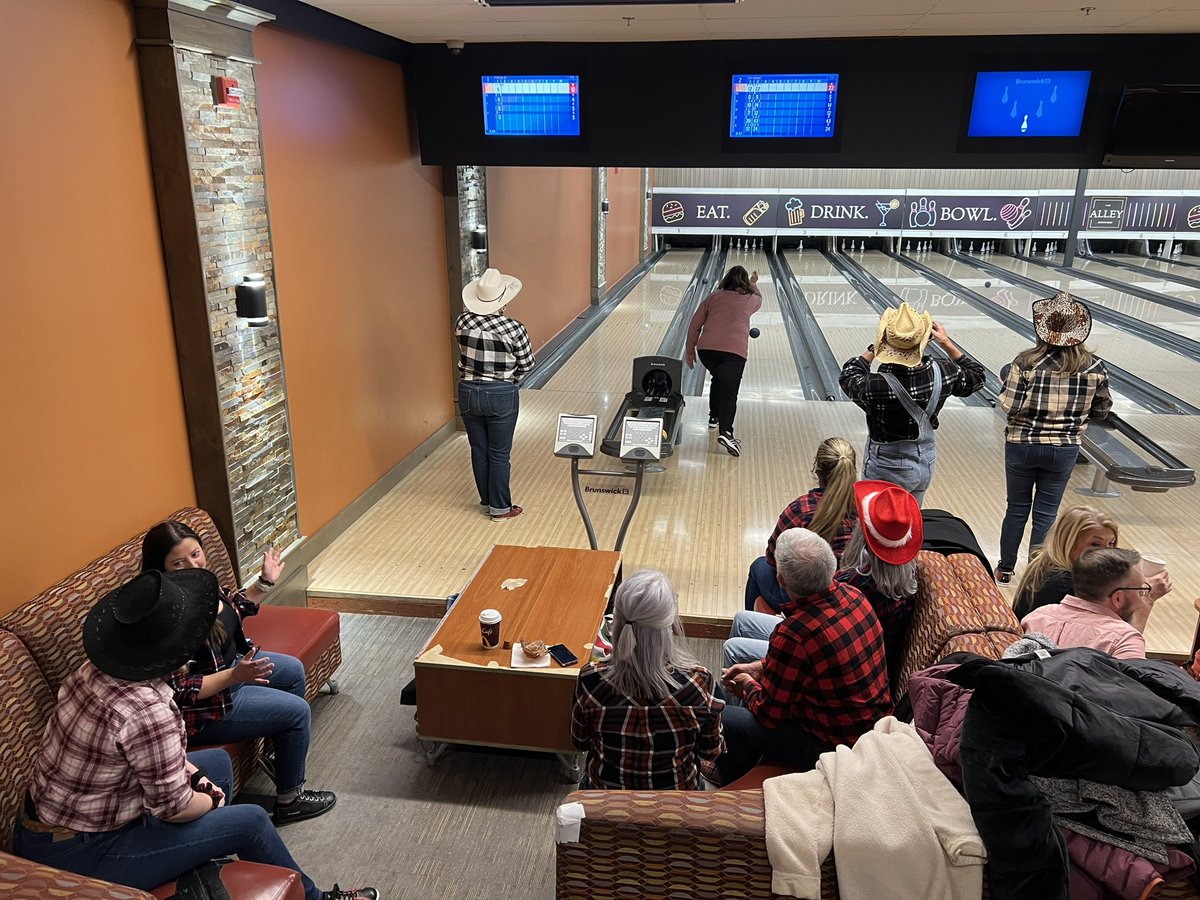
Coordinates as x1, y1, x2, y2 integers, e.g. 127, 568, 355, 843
570, 569, 725, 790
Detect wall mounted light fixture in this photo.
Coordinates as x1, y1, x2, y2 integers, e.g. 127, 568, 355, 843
471, 226, 488, 251
601, 199, 610, 214
235, 273, 269, 326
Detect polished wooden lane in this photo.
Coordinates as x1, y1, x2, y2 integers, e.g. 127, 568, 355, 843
307, 391, 1200, 658
540, 249, 702, 395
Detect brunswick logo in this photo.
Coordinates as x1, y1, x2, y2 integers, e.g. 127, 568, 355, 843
585, 485, 631, 495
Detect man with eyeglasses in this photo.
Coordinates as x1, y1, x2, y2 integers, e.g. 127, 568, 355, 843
1019, 547, 1156, 659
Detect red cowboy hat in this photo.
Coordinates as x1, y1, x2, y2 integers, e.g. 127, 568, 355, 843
853, 480, 923, 566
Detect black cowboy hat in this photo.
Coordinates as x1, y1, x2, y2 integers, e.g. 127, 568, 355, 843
83, 569, 219, 681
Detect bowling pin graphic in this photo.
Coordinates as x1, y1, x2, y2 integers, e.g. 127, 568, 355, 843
1021, 115, 1029, 133
1001, 86, 1009, 104
1011, 101, 1019, 119
1051, 85, 1058, 104
1036, 100, 1044, 118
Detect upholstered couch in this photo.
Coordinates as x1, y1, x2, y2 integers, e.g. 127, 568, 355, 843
555, 551, 1023, 900
0, 507, 342, 899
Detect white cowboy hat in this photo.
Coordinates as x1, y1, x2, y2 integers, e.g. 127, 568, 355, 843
462, 268, 522, 315
874, 302, 933, 368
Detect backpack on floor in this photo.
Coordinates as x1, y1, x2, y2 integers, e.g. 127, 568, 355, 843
167, 860, 231, 900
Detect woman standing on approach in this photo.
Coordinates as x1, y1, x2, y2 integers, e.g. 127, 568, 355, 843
571, 570, 724, 791
995, 294, 1111, 584
456, 267, 534, 520
744, 436, 858, 613
685, 265, 762, 457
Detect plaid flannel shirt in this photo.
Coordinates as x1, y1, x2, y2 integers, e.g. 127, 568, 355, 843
571, 663, 725, 790
29, 662, 193, 831
839, 354, 986, 442
169, 587, 258, 737
1000, 355, 1111, 445
743, 581, 891, 749
455, 311, 534, 383
835, 566, 916, 683
765, 487, 856, 568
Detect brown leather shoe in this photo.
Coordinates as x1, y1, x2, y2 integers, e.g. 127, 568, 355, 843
491, 505, 523, 520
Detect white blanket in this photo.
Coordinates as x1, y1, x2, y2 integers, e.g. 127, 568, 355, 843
761, 717, 986, 900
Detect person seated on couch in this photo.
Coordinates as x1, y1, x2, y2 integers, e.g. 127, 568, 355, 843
718, 528, 890, 784
725, 482, 921, 690
570, 569, 725, 790
1020, 547, 1159, 660
744, 436, 858, 614
142, 519, 335, 825
14, 569, 377, 900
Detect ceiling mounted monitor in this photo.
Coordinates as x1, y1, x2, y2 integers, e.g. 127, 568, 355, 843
966, 70, 1091, 138
729, 74, 840, 139
482, 75, 580, 137
1104, 85, 1200, 168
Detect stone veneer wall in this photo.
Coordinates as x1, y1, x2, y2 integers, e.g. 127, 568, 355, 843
176, 47, 300, 580
457, 165, 489, 285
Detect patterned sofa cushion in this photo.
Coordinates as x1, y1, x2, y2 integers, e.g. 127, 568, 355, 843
0, 630, 57, 854
1, 509, 236, 691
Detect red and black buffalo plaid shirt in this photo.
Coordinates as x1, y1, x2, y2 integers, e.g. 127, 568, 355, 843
743, 581, 891, 750
765, 487, 856, 568
169, 587, 258, 737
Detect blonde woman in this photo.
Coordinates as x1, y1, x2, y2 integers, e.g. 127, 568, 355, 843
996, 294, 1111, 584
745, 437, 858, 613
1012, 505, 1171, 618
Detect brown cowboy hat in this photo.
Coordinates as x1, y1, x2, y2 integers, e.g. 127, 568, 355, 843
874, 302, 933, 368
1033, 292, 1092, 347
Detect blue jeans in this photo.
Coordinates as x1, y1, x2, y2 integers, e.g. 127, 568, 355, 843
717, 706, 825, 785
190, 652, 310, 795
459, 380, 520, 515
999, 441, 1080, 570
863, 438, 935, 507
722, 611, 780, 673
13, 748, 320, 900
744, 556, 788, 612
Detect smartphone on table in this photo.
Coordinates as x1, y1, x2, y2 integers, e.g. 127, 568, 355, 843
548, 643, 579, 667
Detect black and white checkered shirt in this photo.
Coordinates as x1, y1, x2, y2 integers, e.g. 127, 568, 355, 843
1000, 355, 1111, 445
455, 311, 535, 383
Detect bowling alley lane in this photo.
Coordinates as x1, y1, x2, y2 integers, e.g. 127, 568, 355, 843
726, 247, 810, 402
1108, 252, 1200, 278
539, 249, 702, 394
919, 251, 1200, 410
1067, 254, 1200, 303
850, 250, 1143, 415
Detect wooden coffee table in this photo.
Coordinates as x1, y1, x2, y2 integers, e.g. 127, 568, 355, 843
414, 544, 620, 776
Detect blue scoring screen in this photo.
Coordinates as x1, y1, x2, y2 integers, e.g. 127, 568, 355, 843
729, 74, 839, 139
482, 75, 580, 137
967, 71, 1091, 138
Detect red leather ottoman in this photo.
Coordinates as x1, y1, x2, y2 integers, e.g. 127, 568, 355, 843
722, 763, 797, 792
151, 861, 304, 900
247, 606, 342, 701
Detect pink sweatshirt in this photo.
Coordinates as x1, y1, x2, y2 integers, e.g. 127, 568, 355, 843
686, 288, 762, 360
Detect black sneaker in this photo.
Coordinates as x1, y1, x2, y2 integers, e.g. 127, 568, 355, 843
258, 750, 276, 785
274, 789, 337, 825
322, 887, 379, 900
718, 433, 741, 457
708, 415, 719, 429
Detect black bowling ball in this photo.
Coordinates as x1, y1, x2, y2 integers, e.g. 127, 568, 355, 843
984, 281, 992, 288
749, 327, 761, 339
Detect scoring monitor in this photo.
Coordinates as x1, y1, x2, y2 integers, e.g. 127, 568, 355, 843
729, 74, 840, 139
966, 70, 1091, 138
482, 75, 580, 137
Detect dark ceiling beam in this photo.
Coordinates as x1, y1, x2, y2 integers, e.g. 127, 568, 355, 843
246, 0, 411, 63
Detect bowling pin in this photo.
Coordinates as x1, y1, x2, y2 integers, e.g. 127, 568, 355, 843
860, 241, 865, 252
905, 241, 911, 252
969, 241, 975, 253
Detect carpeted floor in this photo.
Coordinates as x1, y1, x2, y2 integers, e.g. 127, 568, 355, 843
249, 613, 726, 899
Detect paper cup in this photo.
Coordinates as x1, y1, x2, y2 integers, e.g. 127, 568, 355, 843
1141, 556, 1167, 578
479, 608, 502, 649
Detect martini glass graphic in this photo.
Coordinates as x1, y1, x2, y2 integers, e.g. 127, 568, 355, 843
876, 198, 900, 227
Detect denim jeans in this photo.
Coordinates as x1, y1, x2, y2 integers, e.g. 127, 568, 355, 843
863, 437, 936, 507
189, 652, 310, 795
744, 556, 788, 612
13, 748, 321, 900
999, 441, 1080, 570
717, 706, 825, 784
697, 349, 747, 436
458, 379, 520, 515
722, 611, 781, 672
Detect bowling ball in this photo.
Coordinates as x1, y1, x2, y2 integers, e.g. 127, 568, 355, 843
749, 327, 761, 339
984, 281, 992, 288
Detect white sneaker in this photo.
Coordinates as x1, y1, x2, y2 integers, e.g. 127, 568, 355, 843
718, 433, 741, 457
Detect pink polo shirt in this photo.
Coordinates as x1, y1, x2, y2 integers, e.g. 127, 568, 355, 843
686, 288, 762, 360
1020, 594, 1145, 660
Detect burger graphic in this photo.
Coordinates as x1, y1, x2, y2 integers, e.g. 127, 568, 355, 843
661, 200, 685, 224
1188, 204, 1200, 230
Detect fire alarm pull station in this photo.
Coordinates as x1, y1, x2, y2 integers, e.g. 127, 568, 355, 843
213, 77, 243, 108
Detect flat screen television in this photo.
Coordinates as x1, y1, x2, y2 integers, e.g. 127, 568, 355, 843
481, 75, 580, 137
729, 74, 839, 139
966, 70, 1091, 138
1104, 85, 1200, 168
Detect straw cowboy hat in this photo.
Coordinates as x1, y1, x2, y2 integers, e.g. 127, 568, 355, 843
83, 569, 219, 681
462, 268, 523, 315
874, 302, 933, 368
1033, 292, 1092, 347
853, 480, 923, 566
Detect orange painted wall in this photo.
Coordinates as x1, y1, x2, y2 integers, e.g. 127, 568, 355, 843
487, 167, 593, 352
255, 27, 453, 536
0, 0, 196, 612
605, 166, 643, 284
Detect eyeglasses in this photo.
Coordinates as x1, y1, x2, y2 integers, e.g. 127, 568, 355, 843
1110, 583, 1152, 595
